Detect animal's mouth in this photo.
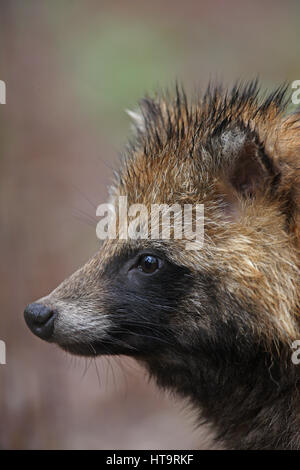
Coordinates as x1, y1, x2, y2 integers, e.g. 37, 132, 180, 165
23, 301, 145, 357
58, 339, 134, 357
24, 299, 171, 358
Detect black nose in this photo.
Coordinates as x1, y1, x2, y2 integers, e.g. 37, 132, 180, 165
24, 302, 56, 340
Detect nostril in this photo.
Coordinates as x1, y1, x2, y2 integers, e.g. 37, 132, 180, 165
24, 302, 56, 340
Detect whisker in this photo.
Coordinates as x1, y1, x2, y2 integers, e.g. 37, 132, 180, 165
72, 207, 97, 224
70, 183, 98, 210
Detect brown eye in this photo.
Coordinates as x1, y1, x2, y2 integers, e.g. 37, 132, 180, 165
138, 255, 160, 274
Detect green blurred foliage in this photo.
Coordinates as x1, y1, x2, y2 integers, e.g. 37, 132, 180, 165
48, 11, 184, 134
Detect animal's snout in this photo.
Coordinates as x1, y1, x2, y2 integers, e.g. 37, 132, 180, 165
24, 302, 56, 340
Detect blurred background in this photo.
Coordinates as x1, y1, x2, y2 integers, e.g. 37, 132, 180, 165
0, 0, 300, 450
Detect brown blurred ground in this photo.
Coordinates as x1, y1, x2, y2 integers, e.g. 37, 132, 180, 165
0, 0, 299, 449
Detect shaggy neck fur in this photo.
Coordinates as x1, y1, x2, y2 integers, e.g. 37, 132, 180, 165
144, 344, 300, 450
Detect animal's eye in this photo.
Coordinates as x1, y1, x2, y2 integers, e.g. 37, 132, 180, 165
138, 255, 160, 274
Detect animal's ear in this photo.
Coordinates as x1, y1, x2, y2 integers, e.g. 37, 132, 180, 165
215, 127, 280, 219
